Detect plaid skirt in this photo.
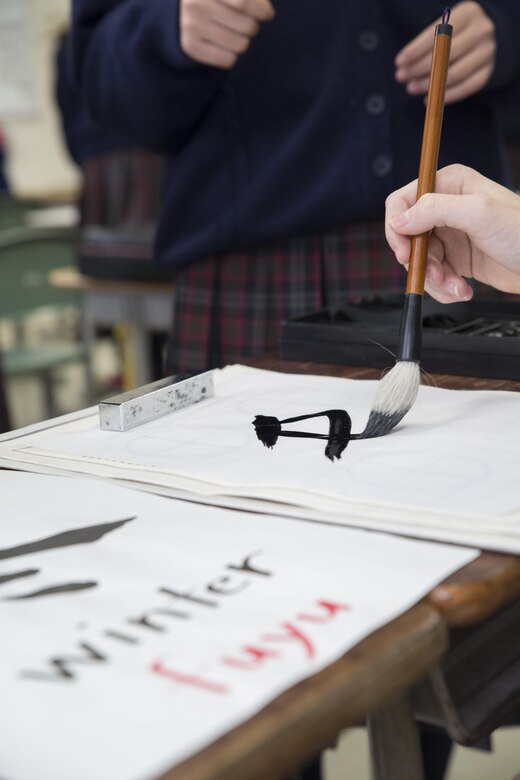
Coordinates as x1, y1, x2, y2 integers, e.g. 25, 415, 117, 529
81, 151, 163, 227
166, 221, 404, 374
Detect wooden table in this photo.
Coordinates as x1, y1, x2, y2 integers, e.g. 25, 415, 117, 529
49, 266, 174, 388
163, 603, 446, 780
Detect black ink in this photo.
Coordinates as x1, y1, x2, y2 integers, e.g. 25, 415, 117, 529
159, 587, 219, 608
16, 550, 275, 683
207, 576, 249, 595
4, 581, 97, 600
227, 551, 272, 577
252, 416, 281, 448
253, 410, 353, 461
0, 517, 135, 561
127, 607, 190, 632
323, 410, 352, 461
0, 568, 39, 585
360, 408, 409, 439
20, 642, 107, 682
104, 630, 140, 645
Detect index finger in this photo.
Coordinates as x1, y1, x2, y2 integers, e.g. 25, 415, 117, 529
219, 0, 275, 21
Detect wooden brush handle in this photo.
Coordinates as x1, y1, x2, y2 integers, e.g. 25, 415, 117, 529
406, 23, 452, 295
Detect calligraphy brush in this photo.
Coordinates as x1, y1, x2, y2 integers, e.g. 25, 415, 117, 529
361, 8, 453, 439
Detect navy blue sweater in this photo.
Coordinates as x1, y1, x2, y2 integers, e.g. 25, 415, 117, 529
70, 0, 520, 269
56, 37, 136, 166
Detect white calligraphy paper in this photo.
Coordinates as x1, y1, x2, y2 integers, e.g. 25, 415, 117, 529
0, 472, 477, 780
0, 365, 519, 551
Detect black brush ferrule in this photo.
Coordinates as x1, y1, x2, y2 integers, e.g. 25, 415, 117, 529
397, 293, 423, 362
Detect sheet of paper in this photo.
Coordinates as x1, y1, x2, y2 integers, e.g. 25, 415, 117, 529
0, 365, 519, 551
0, 472, 477, 780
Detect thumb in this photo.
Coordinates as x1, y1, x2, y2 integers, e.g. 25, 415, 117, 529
390, 192, 475, 235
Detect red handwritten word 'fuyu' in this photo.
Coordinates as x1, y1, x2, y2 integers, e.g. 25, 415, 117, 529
151, 599, 350, 694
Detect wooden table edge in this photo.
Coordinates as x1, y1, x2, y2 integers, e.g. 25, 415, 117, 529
159, 602, 447, 780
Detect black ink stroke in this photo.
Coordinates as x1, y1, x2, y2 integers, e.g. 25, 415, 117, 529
20, 641, 107, 682
4, 581, 98, 601
0, 569, 39, 585
253, 410, 355, 461
0, 517, 136, 561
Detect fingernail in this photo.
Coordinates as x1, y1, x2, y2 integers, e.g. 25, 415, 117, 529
449, 282, 466, 299
390, 213, 409, 229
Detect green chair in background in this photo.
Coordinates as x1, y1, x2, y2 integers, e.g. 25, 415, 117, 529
0, 193, 44, 230
0, 224, 93, 422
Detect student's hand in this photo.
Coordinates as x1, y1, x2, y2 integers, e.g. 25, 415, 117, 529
395, 2, 496, 104
180, 0, 275, 69
385, 164, 520, 302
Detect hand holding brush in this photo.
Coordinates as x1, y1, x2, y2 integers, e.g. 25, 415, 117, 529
360, 7, 453, 439
387, 160, 520, 299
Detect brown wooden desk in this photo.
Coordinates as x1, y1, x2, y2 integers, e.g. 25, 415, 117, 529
164, 603, 446, 780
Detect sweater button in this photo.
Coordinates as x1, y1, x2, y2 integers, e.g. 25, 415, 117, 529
366, 94, 386, 115
359, 30, 379, 51
372, 154, 393, 176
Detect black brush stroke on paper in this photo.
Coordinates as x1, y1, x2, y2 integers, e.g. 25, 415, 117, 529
0, 569, 39, 585
0, 517, 136, 561
4, 581, 98, 600
253, 410, 358, 461
0, 518, 136, 601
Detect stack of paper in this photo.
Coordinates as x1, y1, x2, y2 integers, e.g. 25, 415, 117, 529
1, 365, 519, 552
1, 472, 477, 780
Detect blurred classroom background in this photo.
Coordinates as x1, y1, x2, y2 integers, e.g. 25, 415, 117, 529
2, 0, 520, 435
0, 2, 519, 776
0, 0, 170, 433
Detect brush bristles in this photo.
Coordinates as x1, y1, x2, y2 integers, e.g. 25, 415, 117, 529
360, 361, 420, 438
